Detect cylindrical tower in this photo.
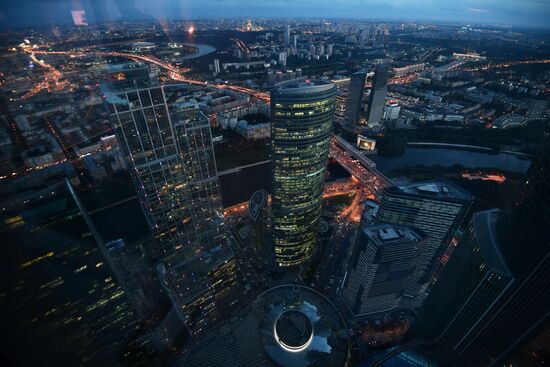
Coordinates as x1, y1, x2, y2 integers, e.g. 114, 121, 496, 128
270, 79, 337, 266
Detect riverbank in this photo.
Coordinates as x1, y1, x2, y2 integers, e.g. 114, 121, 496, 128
406, 142, 531, 157
178, 43, 216, 60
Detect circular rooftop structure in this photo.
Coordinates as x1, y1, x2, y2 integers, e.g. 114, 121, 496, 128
132, 41, 156, 51
273, 78, 335, 95
275, 310, 314, 351
174, 285, 349, 367
258, 285, 349, 367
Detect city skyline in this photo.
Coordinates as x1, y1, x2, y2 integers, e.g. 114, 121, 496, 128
1, 0, 550, 29
0, 6, 548, 367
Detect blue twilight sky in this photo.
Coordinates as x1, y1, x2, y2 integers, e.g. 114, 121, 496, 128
1, 0, 549, 29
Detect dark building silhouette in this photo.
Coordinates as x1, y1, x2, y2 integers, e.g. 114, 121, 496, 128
248, 189, 269, 257
346, 70, 366, 124
407, 140, 550, 366
0, 181, 151, 366
366, 65, 389, 126
360, 341, 469, 367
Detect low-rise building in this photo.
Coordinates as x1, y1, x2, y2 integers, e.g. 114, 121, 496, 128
235, 120, 270, 140
493, 114, 526, 129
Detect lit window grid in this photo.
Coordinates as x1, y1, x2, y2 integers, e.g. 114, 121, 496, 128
270, 86, 337, 266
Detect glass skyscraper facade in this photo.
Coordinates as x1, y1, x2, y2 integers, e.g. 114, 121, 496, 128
270, 79, 337, 267
346, 70, 366, 124
103, 63, 238, 334
341, 223, 426, 316
361, 342, 467, 367
407, 140, 550, 366
0, 181, 149, 366
376, 181, 473, 297
406, 209, 515, 347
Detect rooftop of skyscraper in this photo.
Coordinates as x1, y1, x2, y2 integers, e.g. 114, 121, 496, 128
273, 78, 335, 95
362, 223, 427, 247
174, 284, 349, 367
394, 180, 473, 201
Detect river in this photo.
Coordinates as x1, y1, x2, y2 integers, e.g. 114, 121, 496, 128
371, 147, 531, 175
218, 147, 532, 207
179, 43, 216, 60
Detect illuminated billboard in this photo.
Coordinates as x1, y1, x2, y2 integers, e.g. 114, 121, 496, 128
357, 135, 377, 151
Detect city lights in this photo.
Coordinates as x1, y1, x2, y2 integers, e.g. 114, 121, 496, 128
1, 6, 548, 367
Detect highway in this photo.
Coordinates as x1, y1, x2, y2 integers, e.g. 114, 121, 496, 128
23, 53, 71, 99
462, 58, 550, 72
329, 135, 394, 200
19, 42, 270, 103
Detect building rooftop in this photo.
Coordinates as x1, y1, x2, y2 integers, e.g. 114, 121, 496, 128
395, 180, 473, 202
273, 78, 335, 95
248, 189, 268, 222
493, 114, 526, 128
363, 224, 427, 247
175, 285, 349, 367
132, 41, 155, 48
102, 62, 148, 73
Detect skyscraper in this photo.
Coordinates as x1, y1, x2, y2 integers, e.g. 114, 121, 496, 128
270, 79, 337, 267
366, 64, 389, 125
293, 34, 298, 49
103, 63, 238, 334
248, 189, 269, 258
341, 223, 426, 316
406, 209, 515, 346
0, 181, 149, 366
317, 44, 325, 56
346, 70, 366, 124
410, 210, 515, 350
284, 24, 291, 45
377, 181, 473, 297
278, 51, 287, 67
407, 140, 550, 366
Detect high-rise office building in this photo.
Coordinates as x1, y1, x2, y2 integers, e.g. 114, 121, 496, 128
326, 44, 333, 56
377, 181, 473, 297
366, 65, 389, 125
293, 34, 298, 49
213, 58, 221, 75
364, 342, 466, 366
346, 70, 366, 124
0, 181, 150, 366
407, 140, 550, 366
248, 189, 269, 258
341, 223, 426, 316
278, 51, 287, 67
103, 63, 238, 334
103, 239, 159, 321
270, 79, 337, 267
317, 44, 325, 56
284, 24, 291, 45
407, 209, 515, 348
383, 102, 401, 120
